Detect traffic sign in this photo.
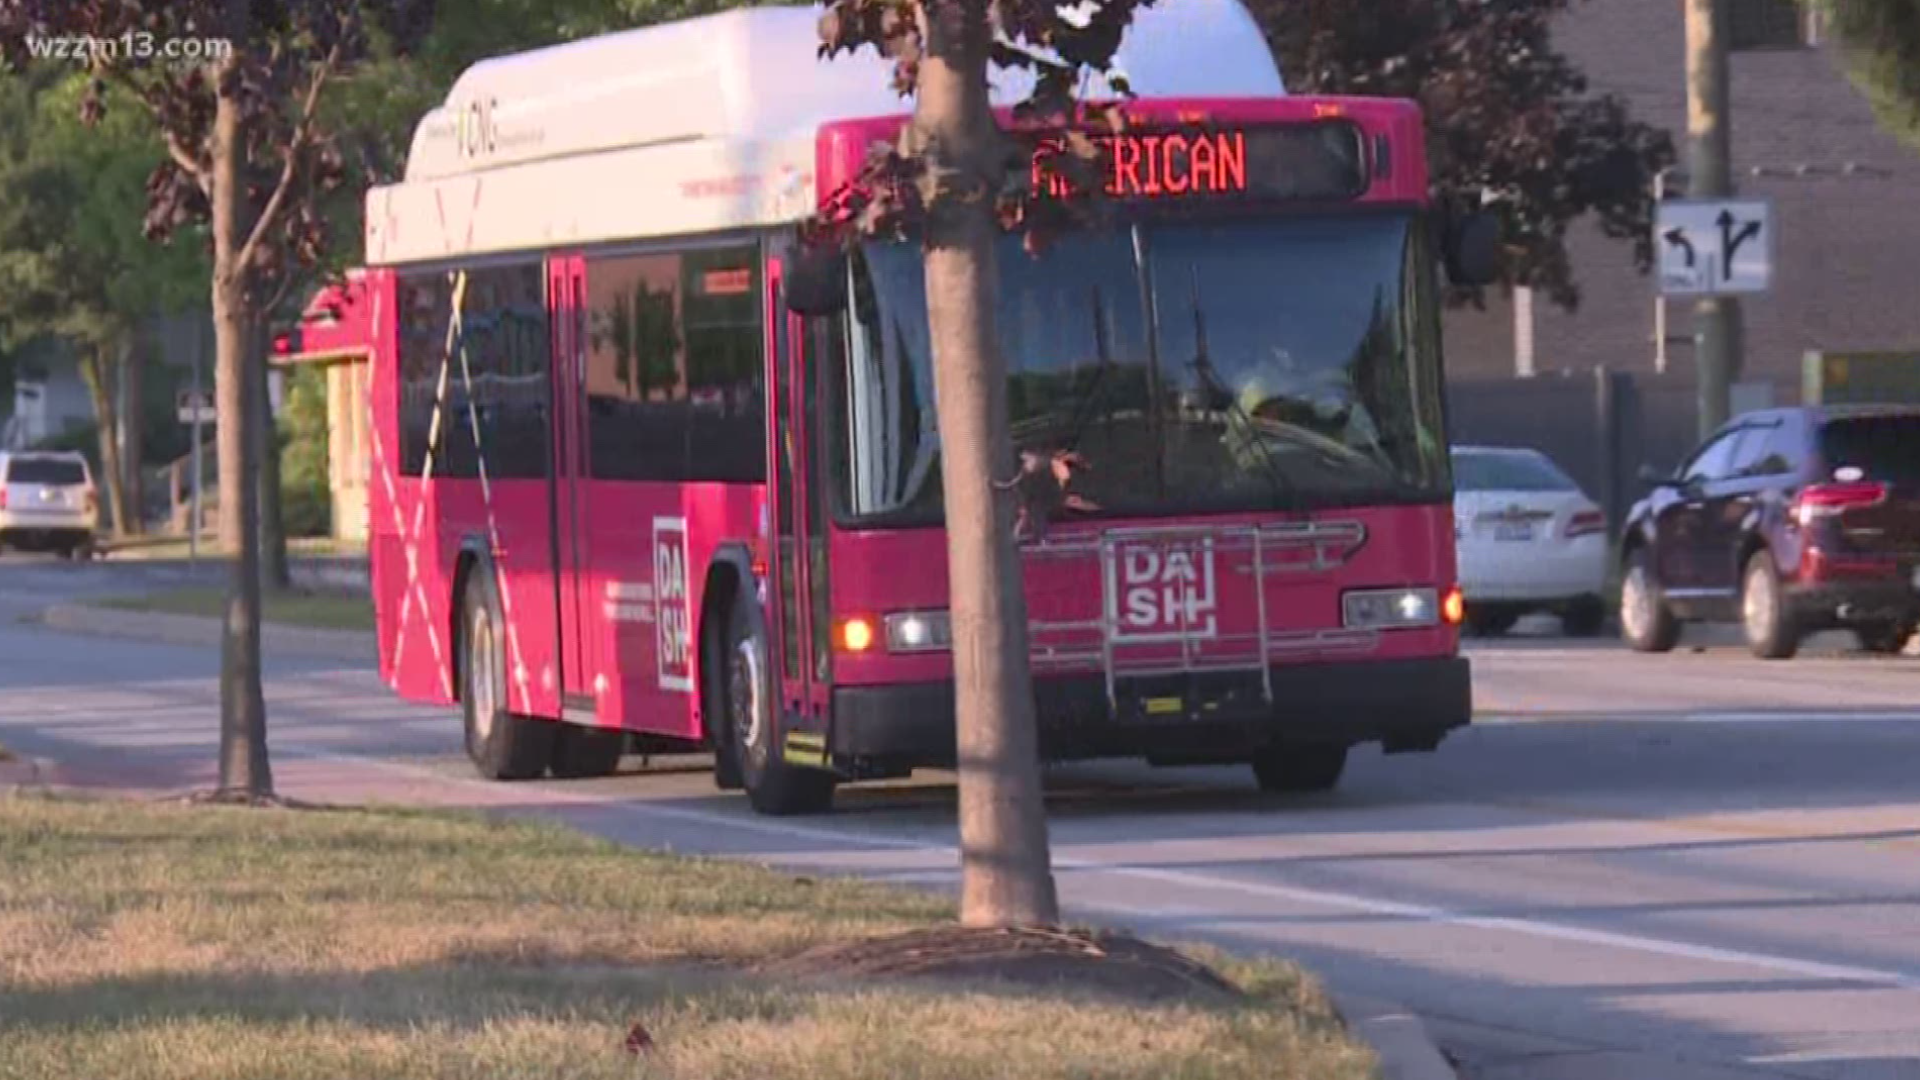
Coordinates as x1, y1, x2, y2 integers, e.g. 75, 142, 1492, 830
177, 388, 215, 424
1656, 198, 1772, 296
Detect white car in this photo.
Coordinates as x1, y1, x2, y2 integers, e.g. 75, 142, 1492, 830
0, 451, 99, 559
1451, 445, 1609, 636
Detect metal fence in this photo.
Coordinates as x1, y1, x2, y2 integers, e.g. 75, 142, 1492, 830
1445, 371, 1798, 536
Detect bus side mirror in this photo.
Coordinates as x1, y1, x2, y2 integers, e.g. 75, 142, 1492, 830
1443, 210, 1500, 287
786, 246, 848, 317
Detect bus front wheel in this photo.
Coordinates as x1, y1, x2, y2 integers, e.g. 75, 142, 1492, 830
460, 571, 554, 780
723, 598, 835, 816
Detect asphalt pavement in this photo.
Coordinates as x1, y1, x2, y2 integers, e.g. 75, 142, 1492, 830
2, 556, 1917, 1080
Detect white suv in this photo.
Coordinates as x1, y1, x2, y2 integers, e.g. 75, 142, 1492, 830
0, 452, 99, 559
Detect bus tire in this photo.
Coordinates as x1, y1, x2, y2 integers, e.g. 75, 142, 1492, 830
460, 570, 554, 780
1252, 742, 1347, 794
549, 724, 625, 779
724, 597, 834, 816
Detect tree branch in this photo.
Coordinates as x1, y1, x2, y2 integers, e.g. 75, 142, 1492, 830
164, 131, 212, 196
234, 41, 341, 278
97, 64, 212, 195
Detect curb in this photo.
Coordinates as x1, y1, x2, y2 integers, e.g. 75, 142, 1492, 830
36, 603, 375, 664
1334, 994, 1459, 1080
0, 754, 54, 795
90, 554, 371, 596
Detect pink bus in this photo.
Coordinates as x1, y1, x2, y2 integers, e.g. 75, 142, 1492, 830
360, 2, 1488, 814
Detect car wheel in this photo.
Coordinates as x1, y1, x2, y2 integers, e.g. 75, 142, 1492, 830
1855, 621, 1914, 656
1561, 595, 1607, 637
725, 598, 834, 816
1466, 608, 1518, 638
1741, 551, 1799, 660
1619, 549, 1680, 653
460, 570, 555, 780
1252, 742, 1348, 794
549, 724, 626, 779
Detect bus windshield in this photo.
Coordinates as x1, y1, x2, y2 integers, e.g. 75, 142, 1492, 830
826, 212, 1451, 526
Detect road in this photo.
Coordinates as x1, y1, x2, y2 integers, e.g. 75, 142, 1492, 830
2, 557, 1918, 1080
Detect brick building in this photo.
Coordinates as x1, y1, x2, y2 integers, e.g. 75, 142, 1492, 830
1444, 0, 1920, 390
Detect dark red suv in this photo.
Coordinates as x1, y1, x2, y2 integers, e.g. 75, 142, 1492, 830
1619, 405, 1920, 659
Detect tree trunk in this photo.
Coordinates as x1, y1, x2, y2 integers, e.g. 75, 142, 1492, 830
916, 0, 1059, 929
254, 320, 291, 591
78, 345, 132, 539
120, 334, 146, 536
210, 67, 272, 800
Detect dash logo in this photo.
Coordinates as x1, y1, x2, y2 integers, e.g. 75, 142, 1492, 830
1110, 542, 1218, 642
652, 517, 692, 692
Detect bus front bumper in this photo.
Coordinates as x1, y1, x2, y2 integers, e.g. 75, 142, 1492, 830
827, 655, 1471, 769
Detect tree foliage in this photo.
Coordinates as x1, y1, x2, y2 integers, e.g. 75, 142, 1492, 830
1815, 0, 1920, 149
0, 69, 208, 530
0, 72, 206, 357
279, 363, 330, 537
1250, 0, 1675, 310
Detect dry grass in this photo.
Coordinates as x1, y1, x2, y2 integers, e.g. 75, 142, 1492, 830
0, 797, 1377, 1080
94, 587, 374, 632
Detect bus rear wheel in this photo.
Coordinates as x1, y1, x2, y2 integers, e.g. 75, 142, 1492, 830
724, 599, 834, 816
460, 572, 554, 780
1252, 742, 1348, 794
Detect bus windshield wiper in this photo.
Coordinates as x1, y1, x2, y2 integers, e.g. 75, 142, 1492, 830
1060, 284, 1115, 456
1184, 269, 1294, 509
1129, 223, 1168, 501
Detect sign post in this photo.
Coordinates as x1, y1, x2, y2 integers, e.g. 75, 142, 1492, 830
179, 378, 215, 563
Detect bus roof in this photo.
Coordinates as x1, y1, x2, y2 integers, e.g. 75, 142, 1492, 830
366, 1, 1286, 266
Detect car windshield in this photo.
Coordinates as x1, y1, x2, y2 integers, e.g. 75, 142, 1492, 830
1451, 450, 1578, 493
1820, 415, 1920, 487
825, 212, 1450, 525
5, 458, 86, 485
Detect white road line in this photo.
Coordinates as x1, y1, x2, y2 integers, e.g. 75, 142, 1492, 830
1477, 711, 1920, 726
276, 741, 1920, 995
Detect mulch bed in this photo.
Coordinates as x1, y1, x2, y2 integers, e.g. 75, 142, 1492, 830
756, 926, 1246, 1006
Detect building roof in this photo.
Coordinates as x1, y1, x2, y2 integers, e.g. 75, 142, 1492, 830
401, 0, 1285, 182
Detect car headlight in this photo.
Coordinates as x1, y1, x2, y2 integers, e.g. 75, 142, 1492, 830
1342, 587, 1441, 629
884, 610, 952, 652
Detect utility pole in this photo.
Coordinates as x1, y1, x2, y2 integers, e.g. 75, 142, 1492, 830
1685, 0, 1743, 437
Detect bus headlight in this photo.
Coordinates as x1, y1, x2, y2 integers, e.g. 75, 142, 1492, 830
1342, 588, 1441, 629
884, 610, 952, 652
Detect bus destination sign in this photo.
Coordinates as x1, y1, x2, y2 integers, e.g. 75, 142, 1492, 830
1030, 121, 1368, 203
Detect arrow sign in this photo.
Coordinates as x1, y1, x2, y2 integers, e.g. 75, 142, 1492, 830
1662, 227, 1696, 268
1656, 199, 1772, 296
1718, 209, 1761, 268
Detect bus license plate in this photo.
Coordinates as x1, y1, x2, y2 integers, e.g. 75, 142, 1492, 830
1493, 523, 1533, 542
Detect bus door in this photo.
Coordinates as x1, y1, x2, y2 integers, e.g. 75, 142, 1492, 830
548, 253, 600, 718
766, 260, 831, 735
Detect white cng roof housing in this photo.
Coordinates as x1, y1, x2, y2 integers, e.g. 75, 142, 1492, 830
365, 0, 1285, 266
